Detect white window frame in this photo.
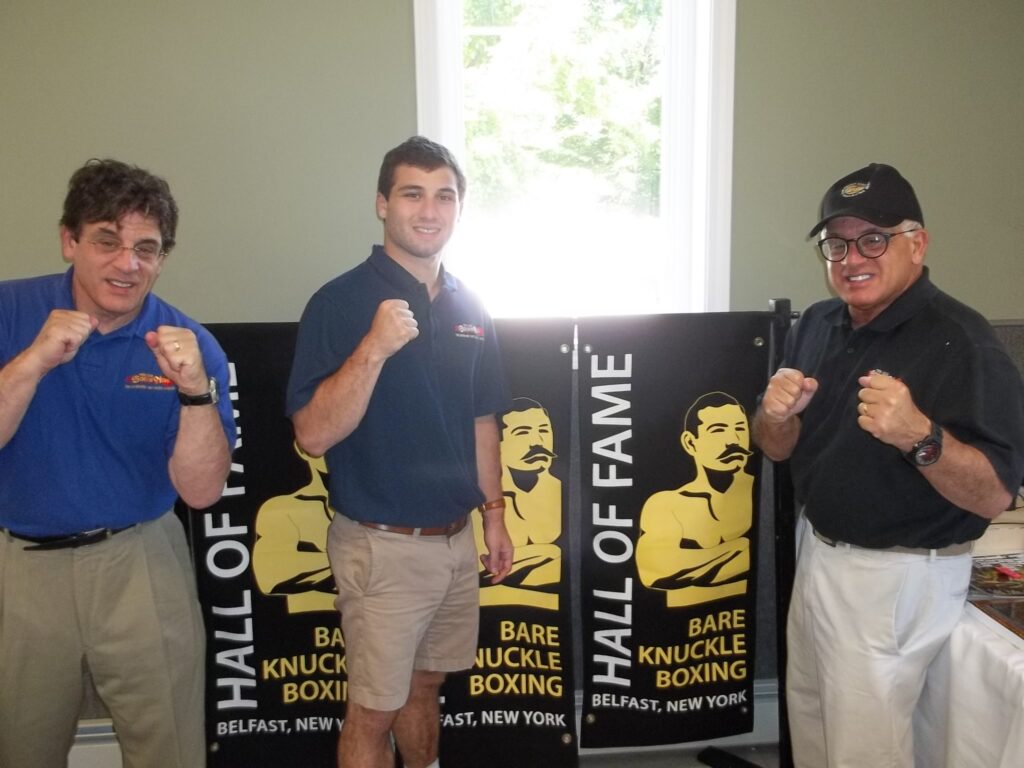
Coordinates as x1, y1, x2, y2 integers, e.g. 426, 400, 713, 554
413, 0, 735, 313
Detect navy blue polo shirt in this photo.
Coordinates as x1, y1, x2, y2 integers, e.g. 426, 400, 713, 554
286, 246, 509, 527
0, 269, 237, 536
783, 268, 1024, 549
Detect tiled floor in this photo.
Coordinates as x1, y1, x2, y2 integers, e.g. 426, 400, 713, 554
581, 743, 780, 767
69, 736, 781, 767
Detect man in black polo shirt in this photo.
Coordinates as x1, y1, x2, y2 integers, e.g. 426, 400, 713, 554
752, 163, 1024, 767
287, 136, 513, 768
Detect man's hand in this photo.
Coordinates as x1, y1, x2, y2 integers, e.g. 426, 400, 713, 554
26, 309, 98, 375
760, 367, 818, 423
290, 299, 420, 458
364, 299, 419, 361
856, 371, 1014, 517
0, 310, 97, 449
145, 326, 209, 395
856, 371, 930, 452
752, 367, 818, 461
479, 509, 514, 584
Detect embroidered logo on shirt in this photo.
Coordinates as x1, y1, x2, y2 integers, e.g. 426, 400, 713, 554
840, 181, 870, 197
453, 323, 485, 340
124, 372, 174, 390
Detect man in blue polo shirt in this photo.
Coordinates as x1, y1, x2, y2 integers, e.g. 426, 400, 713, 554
287, 136, 513, 768
752, 163, 1024, 767
0, 159, 236, 768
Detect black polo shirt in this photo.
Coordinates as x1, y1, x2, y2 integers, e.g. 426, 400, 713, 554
783, 268, 1024, 548
287, 246, 509, 527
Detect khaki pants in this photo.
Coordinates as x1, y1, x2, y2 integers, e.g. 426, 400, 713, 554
0, 512, 206, 768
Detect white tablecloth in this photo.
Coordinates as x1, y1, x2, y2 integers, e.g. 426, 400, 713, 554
916, 602, 1024, 768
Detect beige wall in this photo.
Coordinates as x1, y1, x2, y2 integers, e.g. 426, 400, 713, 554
732, 0, 1024, 320
0, 0, 417, 323
1, 0, 1021, 323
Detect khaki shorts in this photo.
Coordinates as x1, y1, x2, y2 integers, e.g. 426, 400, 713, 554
328, 514, 480, 711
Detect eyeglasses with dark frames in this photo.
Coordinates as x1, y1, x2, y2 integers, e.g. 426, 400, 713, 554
816, 228, 920, 262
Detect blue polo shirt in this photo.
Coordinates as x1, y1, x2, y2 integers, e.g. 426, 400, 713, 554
286, 246, 509, 527
0, 269, 237, 536
783, 268, 1024, 548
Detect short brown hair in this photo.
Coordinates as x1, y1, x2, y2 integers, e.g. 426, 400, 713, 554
60, 158, 179, 252
376, 136, 466, 202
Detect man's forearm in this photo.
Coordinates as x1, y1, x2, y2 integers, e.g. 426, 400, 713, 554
751, 408, 801, 461
920, 433, 1014, 519
292, 341, 387, 457
474, 414, 503, 502
0, 352, 46, 449
169, 406, 232, 509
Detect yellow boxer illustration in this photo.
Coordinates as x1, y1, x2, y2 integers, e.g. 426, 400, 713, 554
474, 398, 562, 610
636, 392, 754, 607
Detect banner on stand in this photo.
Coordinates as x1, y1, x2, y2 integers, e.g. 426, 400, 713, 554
578, 313, 771, 748
188, 312, 773, 763
191, 319, 582, 767
189, 323, 343, 767
441, 318, 579, 768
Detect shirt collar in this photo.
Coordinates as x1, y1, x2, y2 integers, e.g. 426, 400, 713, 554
825, 266, 936, 333
368, 244, 457, 296
63, 266, 155, 339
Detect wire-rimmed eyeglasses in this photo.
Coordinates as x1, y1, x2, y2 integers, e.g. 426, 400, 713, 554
88, 237, 165, 264
816, 228, 920, 262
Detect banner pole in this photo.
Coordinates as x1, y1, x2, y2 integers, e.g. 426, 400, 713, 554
767, 299, 795, 768
695, 302, 794, 768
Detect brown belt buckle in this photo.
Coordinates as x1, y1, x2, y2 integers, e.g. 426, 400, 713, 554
443, 517, 467, 537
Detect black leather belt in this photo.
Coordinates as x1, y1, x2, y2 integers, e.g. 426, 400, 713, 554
812, 528, 972, 557
2, 526, 134, 551
359, 516, 468, 538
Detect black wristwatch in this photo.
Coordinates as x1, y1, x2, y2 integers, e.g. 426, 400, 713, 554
178, 376, 219, 406
904, 421, 943, 466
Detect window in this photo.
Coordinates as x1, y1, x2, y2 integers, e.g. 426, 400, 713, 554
414, 0, 735, 317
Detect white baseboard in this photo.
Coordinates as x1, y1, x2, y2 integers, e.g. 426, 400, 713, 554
68, 720, 121, 768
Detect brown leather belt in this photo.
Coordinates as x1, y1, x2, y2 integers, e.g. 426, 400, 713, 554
813, 528, 972, 557
359, 516, 468, 538
3, 525, 134, 551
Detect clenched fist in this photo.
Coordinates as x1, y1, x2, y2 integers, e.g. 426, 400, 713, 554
856, 371, 930, 452
27, 310, 98, 374
364, 299, 419, 360
760, 367, 818, 424
145, 326, 209, 396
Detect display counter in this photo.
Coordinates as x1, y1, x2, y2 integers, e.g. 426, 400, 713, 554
916, 596, 1024, 767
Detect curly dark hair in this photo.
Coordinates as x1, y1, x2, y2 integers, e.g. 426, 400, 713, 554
59, 159, 179, 252
376, 136, 466, 202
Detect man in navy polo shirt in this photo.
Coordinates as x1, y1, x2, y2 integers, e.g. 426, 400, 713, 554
752, 163, 1024, 767
0, 159, 236, 767
287, 136, 513, 768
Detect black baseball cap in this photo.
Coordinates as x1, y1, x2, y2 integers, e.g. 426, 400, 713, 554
808, 163, 923, 239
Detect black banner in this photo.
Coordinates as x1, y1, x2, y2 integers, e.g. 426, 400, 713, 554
440, 317, 579, 767
188, 313, 774, 764
191, 320, 581, 767
189, 323, 342, 767
578, 313, 771, 748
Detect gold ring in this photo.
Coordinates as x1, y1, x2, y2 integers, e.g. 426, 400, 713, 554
860, 403, 868, 416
